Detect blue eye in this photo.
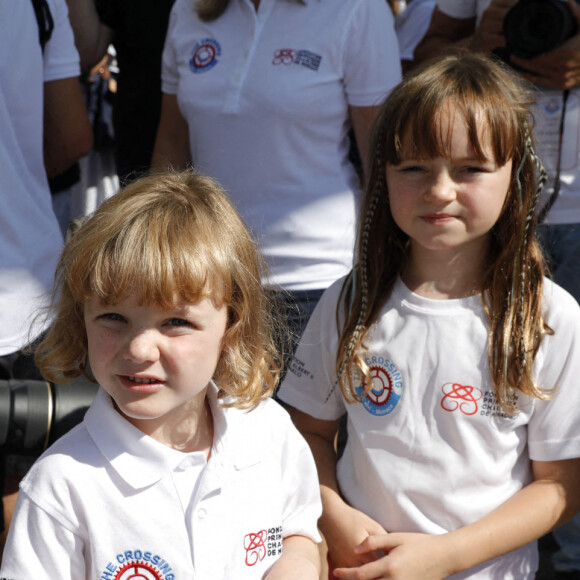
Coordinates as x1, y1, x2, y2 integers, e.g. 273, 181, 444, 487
166, 318, 191, 327
101, 312, 126, 322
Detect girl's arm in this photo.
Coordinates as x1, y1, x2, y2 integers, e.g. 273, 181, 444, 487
151, 93, 191, 171
64, 0, 113, 73
288, 407, 388, 570
264, 535, 320, 579
44, 77, 93, 179
333, 456, 580, 580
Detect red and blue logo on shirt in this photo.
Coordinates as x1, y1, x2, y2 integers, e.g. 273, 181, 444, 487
244, 526, 282, 566
100, 549, 175, 579
355, 355, 403, 416
189, 38, 221, 73
272, 48, 322, 71
440, 382, 482, 416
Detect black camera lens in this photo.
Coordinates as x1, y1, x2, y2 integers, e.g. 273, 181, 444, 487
0, 376, 98, 454
503, 0, 578, 59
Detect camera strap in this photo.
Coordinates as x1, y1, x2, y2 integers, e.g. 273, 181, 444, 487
538, 89, 569, 224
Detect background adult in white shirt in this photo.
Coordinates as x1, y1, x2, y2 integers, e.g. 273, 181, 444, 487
0, 0, 92, 552
152, 0, 402, 349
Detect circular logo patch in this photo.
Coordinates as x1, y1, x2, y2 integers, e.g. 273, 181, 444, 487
189, 38, 221, 73
101, 550, 175, 580
355, 356, 403, 416
114, 561, 163, 579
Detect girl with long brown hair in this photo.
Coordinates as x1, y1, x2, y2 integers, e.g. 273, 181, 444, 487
279, 51, 580, 579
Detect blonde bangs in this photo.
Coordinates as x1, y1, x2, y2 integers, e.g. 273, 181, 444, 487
66, 199, 230, 309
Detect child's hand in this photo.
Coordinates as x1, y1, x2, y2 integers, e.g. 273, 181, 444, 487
332, 532, 452, 580
323, 504, 388, 569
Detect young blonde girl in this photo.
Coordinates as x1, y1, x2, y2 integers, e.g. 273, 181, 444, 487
278, 51, 580, 579
1, 170, 321, 579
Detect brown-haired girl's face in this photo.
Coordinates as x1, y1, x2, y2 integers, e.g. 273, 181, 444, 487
386, 106, 512, 261
83, 293, 227, 441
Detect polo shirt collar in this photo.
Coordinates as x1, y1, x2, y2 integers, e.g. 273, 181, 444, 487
84, 384, 264, 490
85, 388, 188, 489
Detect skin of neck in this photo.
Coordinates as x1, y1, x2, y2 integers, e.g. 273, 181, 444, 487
402, 236, 491, 300
114, 390, 215, 456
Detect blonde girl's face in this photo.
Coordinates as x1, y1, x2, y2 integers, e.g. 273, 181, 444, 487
386, 106, 513, 261
84, 293, 228, 442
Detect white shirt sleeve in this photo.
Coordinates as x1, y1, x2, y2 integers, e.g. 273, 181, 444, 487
44, 0, 81, 82
341, 0, 402, 106
277, 278, 348, 421
278, 408, 322, 542
396, 0, 437, 62
0, 489, 86, 579
528, 282, 580, 461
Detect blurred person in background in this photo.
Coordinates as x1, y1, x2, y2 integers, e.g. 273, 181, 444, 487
152, 0, 402, 355
65, 0, 175, 185
0, 0, 92, 554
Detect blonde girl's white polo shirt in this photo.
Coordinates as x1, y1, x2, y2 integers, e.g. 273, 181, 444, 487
162, 0, 402, 291
0, 386, 322, 579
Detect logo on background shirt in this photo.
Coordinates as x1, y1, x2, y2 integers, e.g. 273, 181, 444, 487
100, 549, 175, 579
544, 98, 562, 114
355, 355, 403, 416
189, 38, 221, 73
272, 49, 322, 71
440, 382, 482, 416
244, 526, 282, 566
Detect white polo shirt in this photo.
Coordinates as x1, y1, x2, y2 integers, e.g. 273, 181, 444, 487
278, 276, 580, 579
1, 386, 322, 579
162, 0, 402, 291
0, 0, 79, 355
437, 0, 580, 225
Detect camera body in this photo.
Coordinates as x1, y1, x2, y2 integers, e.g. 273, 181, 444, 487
502, 0, 578, 59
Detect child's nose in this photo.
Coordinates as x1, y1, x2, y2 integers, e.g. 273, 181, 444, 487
424, 170, 456, 203
124, 331, 160, 363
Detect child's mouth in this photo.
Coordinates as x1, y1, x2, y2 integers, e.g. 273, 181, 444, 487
126, 376, 158, 384
119, 375, 165, 391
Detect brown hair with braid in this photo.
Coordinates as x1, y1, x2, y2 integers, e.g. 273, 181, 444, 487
335, 50, 551, 414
